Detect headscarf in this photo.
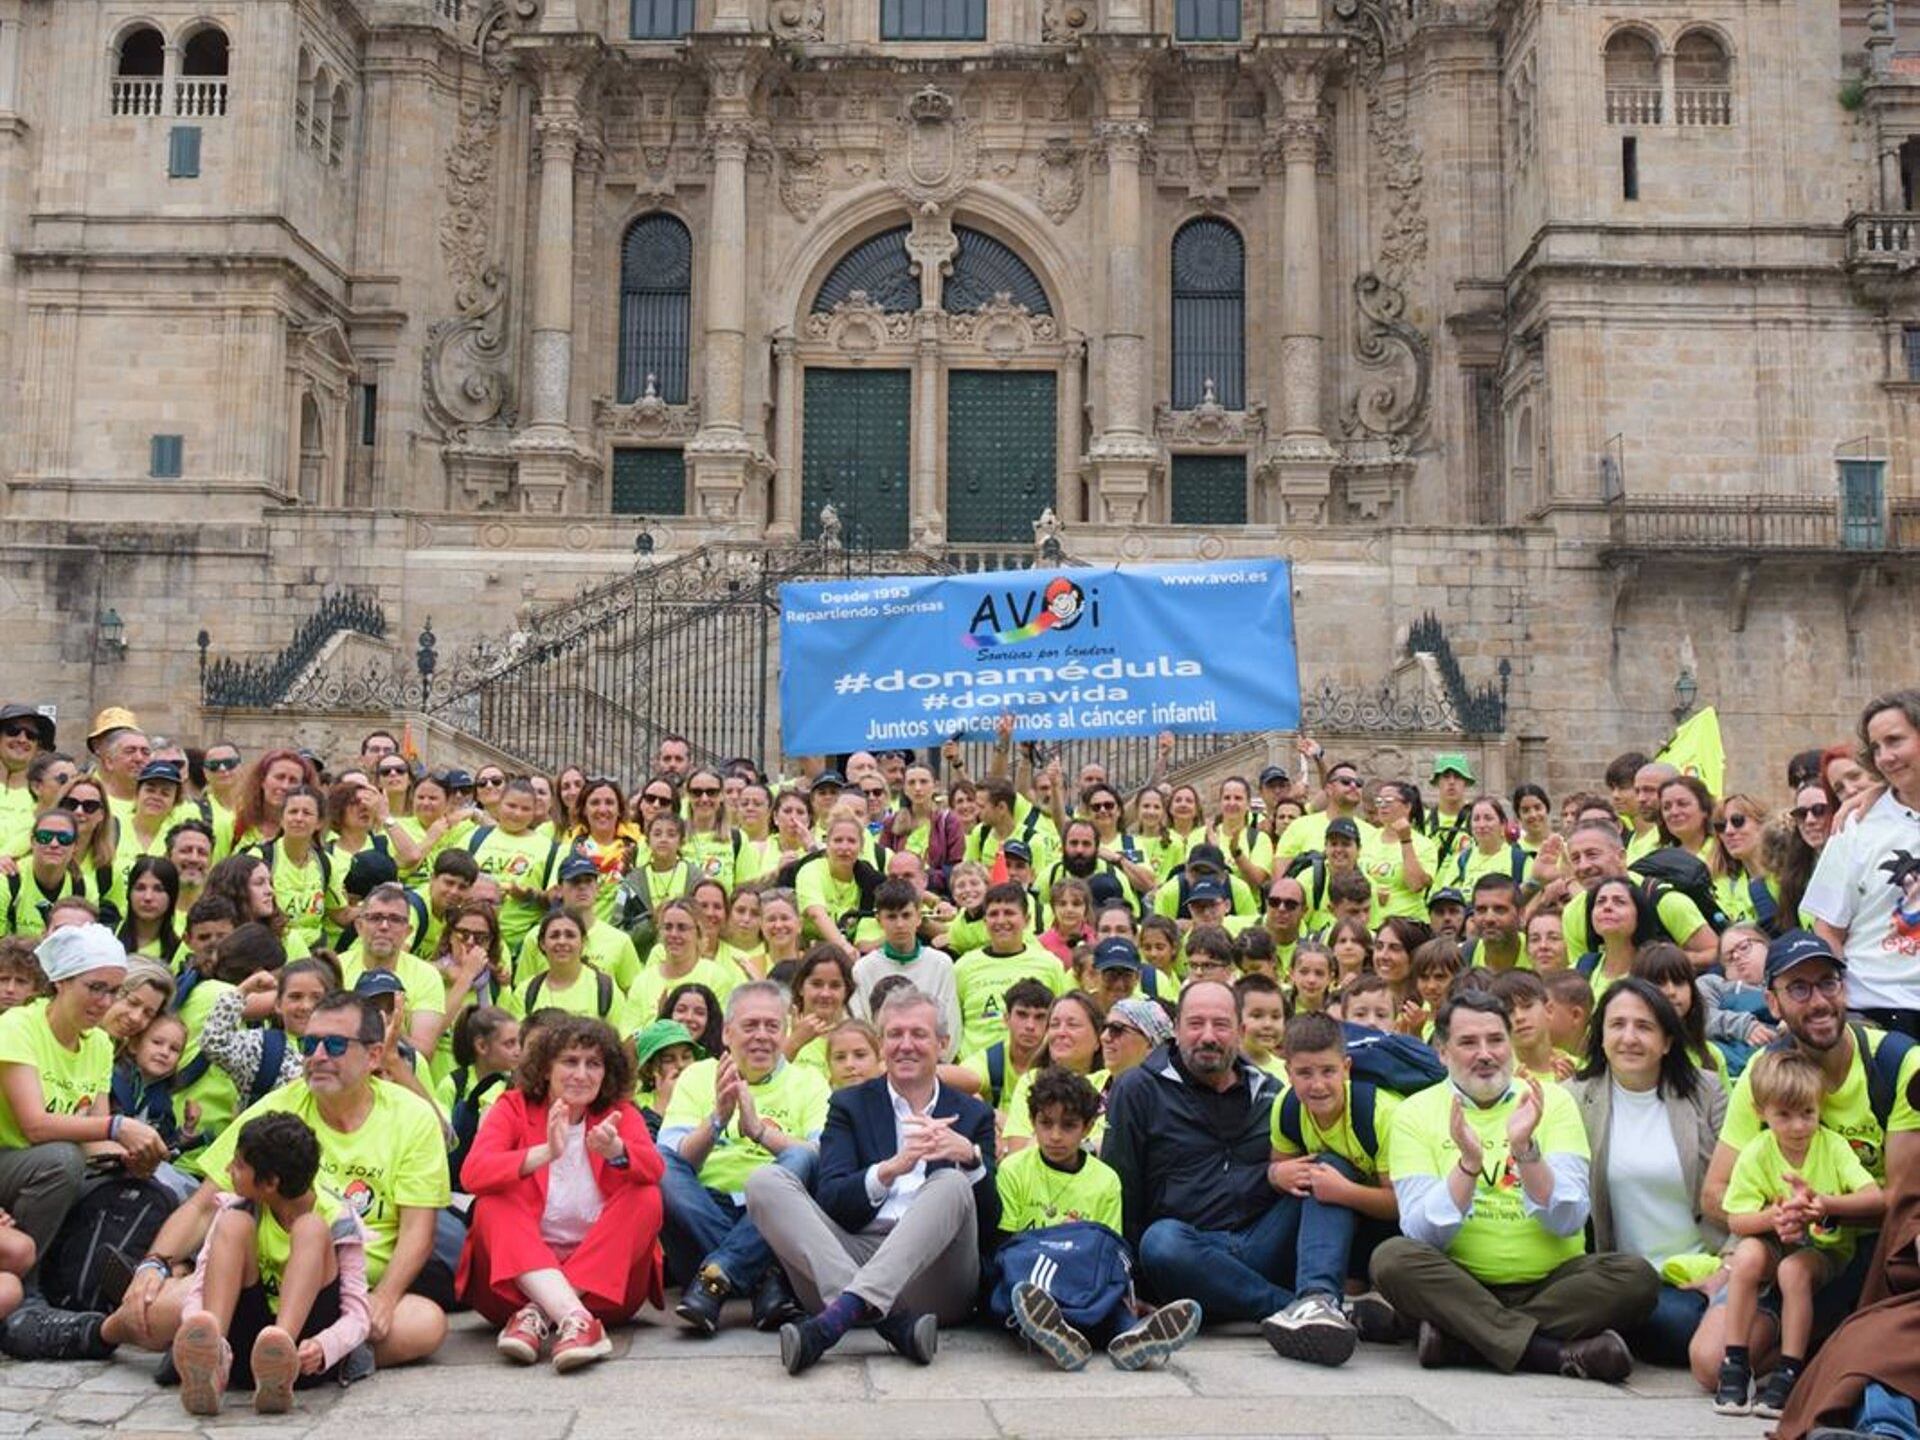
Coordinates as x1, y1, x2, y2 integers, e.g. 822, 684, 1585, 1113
34, 923, 129, 984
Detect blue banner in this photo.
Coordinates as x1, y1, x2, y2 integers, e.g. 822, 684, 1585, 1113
778, 560, 1299, 754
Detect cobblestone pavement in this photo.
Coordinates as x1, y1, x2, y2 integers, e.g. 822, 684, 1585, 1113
0, 1308, 1780, 1439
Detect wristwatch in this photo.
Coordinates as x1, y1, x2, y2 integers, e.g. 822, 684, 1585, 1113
1510, 1140, 1542, 1164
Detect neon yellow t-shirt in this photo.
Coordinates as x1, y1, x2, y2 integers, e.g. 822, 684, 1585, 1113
198, 1078, 450, 1284
623, 955, 743, 1034
516, 921, 643, 991
952, 944, 1069, 1055
257, 845, 342, 951
1271, 1079, 1400, 1183
1561, 886, 1707, 959
511, 965, 624, 1027
1003, 1066, 1109, 1148
995, 1145, 1123, 1232
1724, 1126, 1874, 1260
251, 1186, 345, 1301
683, 832, 738, 892
1276, 812, 1379, 865
339, 952, 448, 1022
1389, 1079, 1589, 1284
0, 1003, 111, 1148
662, 1057, 830, 1198
794, 861, 883, 948
1719, 1030, 1920, 1182
1360, 832, 1440, 925
468, 828, 557, 950
171, 978, 241, 1177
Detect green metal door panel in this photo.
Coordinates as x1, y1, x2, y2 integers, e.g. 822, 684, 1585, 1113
1170, 453, 1248, 525
946, 370, 1056, 543
802, 369, 911, 550
610, 447, 687, 515
1839, 460, 1886, 550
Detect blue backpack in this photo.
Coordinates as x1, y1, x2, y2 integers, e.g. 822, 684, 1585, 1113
988, 1220, 1133, 1332
1341, 1023, 1447, 1095
1274, 1080, 1385, 1158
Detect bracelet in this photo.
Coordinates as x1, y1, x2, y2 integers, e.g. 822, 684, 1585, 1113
1456, 1157, 1478, 1178
136, 1256, 171, 1278
107, 1115, 123, 1142
1511, 1142, 1543, 1165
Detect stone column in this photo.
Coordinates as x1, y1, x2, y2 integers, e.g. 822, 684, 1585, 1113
1058, 338, 1084, 520
686, 45, 769, 524
771, 334, 802, 540
1085, 114, 1158, 523
912, 317, 943, 545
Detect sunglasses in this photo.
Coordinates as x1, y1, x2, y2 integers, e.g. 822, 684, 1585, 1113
1330, 775, 1362, 787
862, 789, 887, 799
1266, 895, 1303, 909
689, 786, 722, 798
31, 829, 76, 847
1791, 804, 1832, 823
296, 1034, 365, 1058
378, 763, 410, 777
60, 797, 104, 815
1089, 800, 1119, 812
1100, 1021, 1143, 1039
642, 792, 674, 805
2, 723, 42, 740
476, 775, 506, 789
204, 755, 242, 773
1711, 815, 1751, 834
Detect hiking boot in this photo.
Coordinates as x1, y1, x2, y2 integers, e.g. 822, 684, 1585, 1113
250, 1326, 298, 1414
1011, 1283, 1092, 1371
1416, 1320, 1467, 1370
496, 1303, 550, 1365
1557, 1329, 1632, 1384
551, 1311, 612, 1374
779, 1317, 837, 1376
1, 1303, 115, 1362
172, 1311, 231, 1417
1107, 1298, 1202, 1372
1261, 1293, 1358, 1368
751, 1269, 807, 1332
874, 1310, 938, 1366
674, 1264, 731, 1336
1714, 1353, 1753, 1415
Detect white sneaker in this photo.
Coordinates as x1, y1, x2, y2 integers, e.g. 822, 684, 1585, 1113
1261, 1293, 1358, 1367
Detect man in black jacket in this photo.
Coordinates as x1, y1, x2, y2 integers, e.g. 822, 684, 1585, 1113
1104, 981, 1349, 1343
746, 985, 997, 1376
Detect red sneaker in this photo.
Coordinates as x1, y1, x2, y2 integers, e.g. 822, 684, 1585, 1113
496, 1304, 550, 1365
551, 1311, 611, 1373
172, 1310, 232, 1417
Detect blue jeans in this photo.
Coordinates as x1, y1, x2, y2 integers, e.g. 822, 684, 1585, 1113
1858, 1383, 1920, 1440
1138, 1156, 1365, 1324
660, 1146, 817, 1291
1623, 1282, 1707, 1367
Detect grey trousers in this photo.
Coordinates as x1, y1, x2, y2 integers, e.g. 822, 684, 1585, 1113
744, 1164, 980, 1325
0, 1142, 85, 1274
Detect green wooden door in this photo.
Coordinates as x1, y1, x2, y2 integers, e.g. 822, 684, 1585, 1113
946, 370, 1056, 544
802, 368, 911, 549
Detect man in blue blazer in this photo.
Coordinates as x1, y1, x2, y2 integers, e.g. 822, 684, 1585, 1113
746, 985, 999, 1375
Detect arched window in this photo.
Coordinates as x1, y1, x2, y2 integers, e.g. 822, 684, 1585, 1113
811, 223, 1051, 315
181, 26, 228, 75
178, 25, 230, 118
1674, 30, 1731, 125
110, 24, 165, 116
310, 66, 334, 156
1170, 219, 1244, 410
1603, 30, 1660, 124
813, 227, 918, 313
328, 84, 350, 164
945, 227, 1051, 314
115, 25, 164, 76
295, 48, 313, 146
619, 214, 693, 404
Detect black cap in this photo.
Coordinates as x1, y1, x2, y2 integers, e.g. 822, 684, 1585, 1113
811, 770, 845, 790
1002, 839, 1033, 864
438, 768, 475, 791
1093, 937, 1142, 972
345, 849, 400, 899
558, 855, 601, 883
352, 969, 406, 999
1185, 842, 1228, 873
1258, 765, 1289, 787
135, 759, 184, 788
0, 705, 54, 750
1325, 818, 1361, 844
1765, 928, 1845, 986
1188, 878, 1230, 906
1087, 873, 1126, 908
1427, 887, 1467, 909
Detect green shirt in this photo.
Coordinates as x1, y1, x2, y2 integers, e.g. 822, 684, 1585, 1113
995, 1145, 1123, 1233
1271, 1079, 1401, 1183
1390, 1079, 1589, 1284
1003, 1066, 1109, 1149
1360, 831, 1440, 925
510, 965, 624, 1028
171, 978, 241, 1177
198, 1078, 450, 1284
1719, 1030, 1920, 1182
1561, 885, 1707, 959
0, 1003, 111, 1148
467, 828, 557, 951
255, 844, 342, 951
662, 1056, 830, 1198
952, 943, 1068, 1055
1725, 1126, 1874, 1260
623, 955, 742, 1034
516, 921, 643, 991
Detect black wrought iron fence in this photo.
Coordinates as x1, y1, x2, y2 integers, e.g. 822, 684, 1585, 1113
200, 591, 387, 709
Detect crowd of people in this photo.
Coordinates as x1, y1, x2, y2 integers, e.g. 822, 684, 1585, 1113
0, 688, 1916, 1438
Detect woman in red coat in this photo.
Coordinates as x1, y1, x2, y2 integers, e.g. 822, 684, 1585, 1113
457, 1014, 665, 1372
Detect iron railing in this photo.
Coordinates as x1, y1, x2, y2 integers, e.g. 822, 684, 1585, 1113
201, 591, 388, 709
1406, 612, 1510, 736
1601, 493, 1913, 551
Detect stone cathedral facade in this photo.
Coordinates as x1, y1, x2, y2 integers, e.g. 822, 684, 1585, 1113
0, 0, 1915, 792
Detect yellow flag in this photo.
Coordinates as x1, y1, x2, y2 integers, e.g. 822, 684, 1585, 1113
1657, 706, 1725, 798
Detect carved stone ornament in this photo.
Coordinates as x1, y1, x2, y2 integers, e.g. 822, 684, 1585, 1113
1155, 379, 1267, 446
944, 292, 1059, 359
1040, 0, 1092, 43
778, 135, 828, 220
769, 0, 825, 39
1034, 139, 1084, 224
594, 381, 703, 439
803, 292, 916, 355
1343, 272, 1431, 446
883, 85, 978, 213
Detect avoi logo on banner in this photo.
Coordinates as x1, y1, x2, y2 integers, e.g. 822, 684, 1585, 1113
778, 560, 1300, 754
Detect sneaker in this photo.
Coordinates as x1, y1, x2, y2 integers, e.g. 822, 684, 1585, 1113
1346, 1290, 1402, 1344
1558, 1329, 1633, 1384
1107, 1298, 1202, 1372
496, 1304, 550, 1365
751, 1269, 807, 1333
250, 1325, 298, 1414
1714, 1354, 1753, 1415
1011, 1283, 1092, 1371
674, 1264, 730, 1336
779, 1317, 836, 1376
339, 1342, 376, 1384
1754, 1367, 1800, 1420
551, 1311, 612, 1374
172, 1311, 231, 1418
873, 1310, 938, 1366
0, 1304, 114, 1362
1261, 1294, 1358, 1368
1416, 1320, 1466, 1370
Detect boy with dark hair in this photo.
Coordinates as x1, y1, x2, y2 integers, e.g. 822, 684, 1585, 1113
1336, 973, 1395, 1033
957, 978, 1055, 1109
1541, 970, 1595, 1054
952, 880, 1066, 1055
1487, 971, 1572, 1081
995, 1068, 1201, 1372
1236, 973, 1287, 1077
170, 1112, 371, 1416
851, 877, 959, 1058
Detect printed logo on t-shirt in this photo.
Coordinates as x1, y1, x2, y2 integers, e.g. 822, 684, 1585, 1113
1880, 849, 1920, 954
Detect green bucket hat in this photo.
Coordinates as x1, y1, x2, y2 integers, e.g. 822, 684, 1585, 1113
633, 1018, 703, 1067
1431, 752, 1476, 783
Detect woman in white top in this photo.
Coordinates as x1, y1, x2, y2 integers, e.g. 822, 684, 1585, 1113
1564, 977, 1726, 1370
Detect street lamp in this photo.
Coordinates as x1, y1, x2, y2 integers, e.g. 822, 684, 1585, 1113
417, 619, 438, 705
95, 609, 127, 659
1671, 666, 1698, 724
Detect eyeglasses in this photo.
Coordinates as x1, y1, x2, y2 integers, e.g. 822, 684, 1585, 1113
1089, 800, 1119, 813
1791, 804, 1832, 823
689, 786, 721, 798
452, 927, 493, 944
476, 775, 506, 789
1266, 895, 1303, 910
641, 792, 674, 805
60, 798, 104, 815
31, 829, 76, 847
204, 755, 242, 773
861, 788, 887, 799
360, 911, 410, 928
378, 763, 410, 777
1712, 814, 1752, 834
2, 723, 41, 740
1777, 975, 1843, 1003
1330, 775, 1362, 788
1100, 1021, 1143, 1039
296, 1034, 365, 1058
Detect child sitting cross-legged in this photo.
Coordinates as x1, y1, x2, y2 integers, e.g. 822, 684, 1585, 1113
170, 1112, 370, 1417
991, 1067, 1201, 1372
1713, 1049, 1885, 1420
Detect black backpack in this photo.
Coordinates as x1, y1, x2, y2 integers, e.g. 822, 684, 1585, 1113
40, 1174, 178, 1313
451, 1068, 511, 1189
522, 967, 616, 1019
1629, 847, 1729, 936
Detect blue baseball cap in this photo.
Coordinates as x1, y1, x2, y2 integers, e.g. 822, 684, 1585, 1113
1093, 937, 1142, 972
1002, 839, 1033, 864
1187, 877, 1229, 906
558, 855, 601, 883
136, 760, 183, 788
1765, 928, 1845, 986
352, 969, 406, 999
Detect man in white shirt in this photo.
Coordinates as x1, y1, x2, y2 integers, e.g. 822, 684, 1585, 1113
1807, 690, 1920, 1036
745, 987, 998, 1375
